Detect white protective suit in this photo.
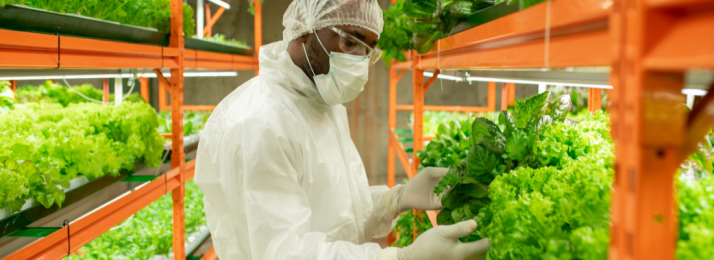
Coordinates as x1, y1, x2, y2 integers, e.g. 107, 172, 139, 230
194, 41, 396, 260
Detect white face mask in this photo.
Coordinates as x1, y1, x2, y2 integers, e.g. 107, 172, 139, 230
302, 32, 369, 105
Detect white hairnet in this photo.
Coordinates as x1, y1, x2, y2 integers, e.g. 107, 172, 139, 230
282, 0, 384, 43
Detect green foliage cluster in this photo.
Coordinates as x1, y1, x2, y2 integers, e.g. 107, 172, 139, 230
71, 180, 207, 260
416, 114, 477, 170
0, 102, 164, 212
409, 111, 469, 136
0, 82, 16, 113
202, 33, 248, 48
157, 110, 210, 136
477, 112, 613, 259
677, 172, 714, 260
246, 0, 263, 15
0, 0, 195, 37
392, 209, 433, 248
433, 92, 578, 242
545, 86, 609, 122
378, 0, 547, 65
16, 80, 145, 107
400, 93, 714, 258
676, 131, 714, 259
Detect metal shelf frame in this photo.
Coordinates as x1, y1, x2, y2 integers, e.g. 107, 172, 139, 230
0, 0, 263, 259
385, 2, 714, 258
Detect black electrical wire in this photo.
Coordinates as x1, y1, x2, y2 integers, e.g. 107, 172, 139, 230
55, 27, 61, 69
63, 219, 70, 257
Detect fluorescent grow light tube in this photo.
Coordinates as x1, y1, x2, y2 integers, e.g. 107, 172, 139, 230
682, 88, 707, 96
0, 71, 239, 80
423, 72, 463, 81
208, 0, 231, 9
468, 76, 613, 89
423, 72, 613, 89
423, 72, 712, 96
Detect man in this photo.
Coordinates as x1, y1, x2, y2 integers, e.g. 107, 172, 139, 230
194, 0, 491, 259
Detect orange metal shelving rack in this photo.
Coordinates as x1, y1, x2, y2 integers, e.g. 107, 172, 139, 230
0, 0, 262, 259
386, 0, 714, 259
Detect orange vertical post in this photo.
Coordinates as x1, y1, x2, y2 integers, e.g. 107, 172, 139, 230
169, 0, 186, 259
204, 3, 212, 37
387, 68, 397, 248
9, 80, 17, 99
159, 79, 168, 111
253, 0, 262, 75
506, 82, 516, 106
588, 88, 602, 114
388, 68, 397, 189
139, 77, 150, 102
411, 51, 424, 176
609, 0, 683, 259
103, 78, 109, 104
500, 83, 508, 111
487, 82, 496, 111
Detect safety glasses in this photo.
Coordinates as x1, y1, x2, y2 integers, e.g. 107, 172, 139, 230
329, 27, 382, 66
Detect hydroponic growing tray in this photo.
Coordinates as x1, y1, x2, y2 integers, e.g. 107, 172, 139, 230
0, 162, 170, 258
0, 173, 126, 239
185, 38, 254, 56
0, 4, 167, 45
0, 4, 254, 56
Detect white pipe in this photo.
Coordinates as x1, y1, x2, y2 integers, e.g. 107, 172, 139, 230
114, 78, 123, 104
423, 72, 462, 82
686, 94, 695, 108
197, 0, 204, 39
538, 83, 547, 94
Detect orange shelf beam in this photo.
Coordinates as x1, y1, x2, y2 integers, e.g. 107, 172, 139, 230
0, 29, 178, 69
200, 246, 218, 260
643, 8, 714, 71
0, 29, 254, 70
4, 160, 196, 260
418, 0, 610, 69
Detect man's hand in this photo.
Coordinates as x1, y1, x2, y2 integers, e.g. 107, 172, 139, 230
383, 167, 448, 214
378, 220, 491, 260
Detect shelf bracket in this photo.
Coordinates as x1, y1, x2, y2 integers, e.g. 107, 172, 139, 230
389, 129, 414, 179
153, 68, 174, 91
395, 69, 407, 83
423, 69, 440, 92
680, 81, 714, 164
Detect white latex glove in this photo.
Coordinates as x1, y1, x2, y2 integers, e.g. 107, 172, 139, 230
378, 220, 491, 260
383, 167, 448, 214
